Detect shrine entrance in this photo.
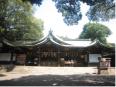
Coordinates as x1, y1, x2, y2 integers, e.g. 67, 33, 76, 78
25, 43, 87, 67
37, 45, 59, 66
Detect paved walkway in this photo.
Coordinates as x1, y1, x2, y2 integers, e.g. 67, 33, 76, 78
0, 66, 115, 86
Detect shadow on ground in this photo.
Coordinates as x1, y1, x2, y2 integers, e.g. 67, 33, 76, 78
0, 74, 115, 86
0, 64, 15, 72
0, 74, 6, 77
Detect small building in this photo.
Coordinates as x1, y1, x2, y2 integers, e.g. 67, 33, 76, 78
0, 31, 115, 66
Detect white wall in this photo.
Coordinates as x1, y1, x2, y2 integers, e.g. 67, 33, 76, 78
0, 53, 11, 61
89, 54, 101, 63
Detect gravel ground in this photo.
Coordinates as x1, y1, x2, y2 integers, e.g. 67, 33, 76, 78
0, 66, 115, 86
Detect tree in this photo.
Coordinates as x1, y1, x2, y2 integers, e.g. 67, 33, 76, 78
23, 17, 44, 40
79, 23, 111, 44
4, 0, 114, 26
86, 0, 115, 21
0, 0, 43, 41
53, 0, 82, 25
59, 36, 79, 41
53, 0, 115, 25
22, 0, 43, 6
16, 0, 115, 25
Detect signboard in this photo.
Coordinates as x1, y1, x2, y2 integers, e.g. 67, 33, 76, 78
89, 54, 101, 63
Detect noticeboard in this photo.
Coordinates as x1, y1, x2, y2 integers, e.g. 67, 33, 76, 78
89, 54, 101, 63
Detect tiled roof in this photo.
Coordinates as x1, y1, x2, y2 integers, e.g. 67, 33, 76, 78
2, 30, 111, 48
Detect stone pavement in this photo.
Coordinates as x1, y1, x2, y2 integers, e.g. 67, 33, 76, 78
0, 66, 115, 86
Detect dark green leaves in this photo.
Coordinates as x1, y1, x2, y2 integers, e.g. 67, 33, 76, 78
86, 0, 115, 21
79, 23, 111, 44
53, 0, 82, 25
0, 0, 43, 42
22, 0, 43, 6
53, 0, 115, 25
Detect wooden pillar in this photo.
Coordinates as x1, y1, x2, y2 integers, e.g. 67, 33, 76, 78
39, 52, 41, 66
38, 47, 40, 66
57, 47, 60, 66
10, 52, 13, 63
87, 51, 90, 66
10, 48, 15, 64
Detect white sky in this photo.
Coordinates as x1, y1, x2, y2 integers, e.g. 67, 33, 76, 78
34, 0, 116, 43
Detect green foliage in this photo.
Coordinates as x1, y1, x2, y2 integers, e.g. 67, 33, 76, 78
53, 0, 115, 25
23, 18, 43, 40
53, 0, 82, 25
0, 0, 43, 42
79, 23, 111, 43
22, 0, 43, 6
18, 0, 115, 25
59, 36, 78, 41
22, 0, 115, 25
87, 0, 115, 21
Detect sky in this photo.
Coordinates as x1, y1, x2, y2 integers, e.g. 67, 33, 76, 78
34, 0, 116, 43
